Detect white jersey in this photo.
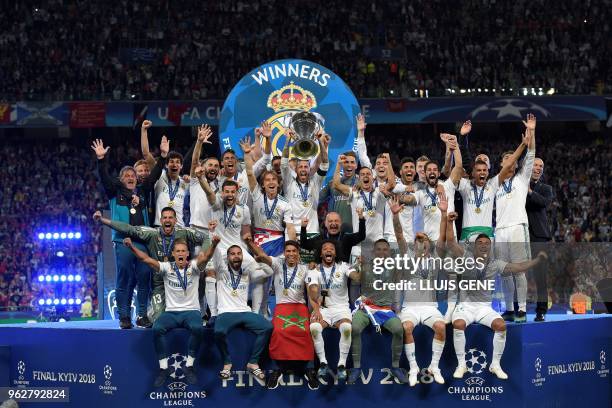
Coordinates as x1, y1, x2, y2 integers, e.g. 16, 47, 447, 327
189, 177, 220, 229
391, 183, 420, 243
401, 248, 441, 308
281, 159, 327, 233
496, 149, 535, 229
459, 250, 507, 307
219, 170, 251, 206
350, 188, 387, 242
414, 178, 456, 241
271, 257, 309, 304
210, 195, 250, 248
250, 188, 293, 231
214, 256, 273, 314
457, 177, 499, 229
306, 262, 355, 308
154, 172, 190, 226
158, 260, 202, 311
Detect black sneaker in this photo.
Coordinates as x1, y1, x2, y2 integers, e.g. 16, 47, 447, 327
119, 317, 133, 329
183, 366, 198, 384
153, 369, 170, 387
534, 313, 545, 322
514, 311, 527, 323
136, 315, 153, 328
304, 369, 319, 390
501, 311, 515, 322
266, 369, 282, 389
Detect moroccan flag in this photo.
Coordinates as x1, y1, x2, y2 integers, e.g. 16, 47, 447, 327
269, 303, 314, 361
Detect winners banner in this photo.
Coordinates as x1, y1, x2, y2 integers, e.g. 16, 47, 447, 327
219, 59, 361, 164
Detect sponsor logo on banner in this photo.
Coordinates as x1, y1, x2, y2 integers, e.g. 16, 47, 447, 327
598, 350, 609, 378
69, 102, 106, 127
220, 59, 360, 178
14, 360, 30, 387
531, 356, 546, 387
149, 353, 207, 406
447, 348, 504, 402
99, 364, 118, 395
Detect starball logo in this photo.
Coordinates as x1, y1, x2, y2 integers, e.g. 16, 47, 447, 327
447, 348, 504, 402
14, 360, 30, 386
99, 364, 118, 395
532, 357, 546, 387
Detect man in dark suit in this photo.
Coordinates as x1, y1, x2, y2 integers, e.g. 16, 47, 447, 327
526, 157, 554, 321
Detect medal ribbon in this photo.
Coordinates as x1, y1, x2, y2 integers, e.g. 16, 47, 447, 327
223, 204, 237, 228
160, 229, 175, 259
167, 177, 180, 201
282, 263, 299, 290
263, 194, 279, 222
228, 266, 243, 291
472, 183, 485, 211
425, 186, 437, 207
296, 179, 309, 202
360, 190, 374, 212
319, 264, 336, 289
502, 177, 513, 195
172, 262, 188, 292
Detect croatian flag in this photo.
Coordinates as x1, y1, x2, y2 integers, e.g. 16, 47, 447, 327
354, 297, 397, 334
253, 228, 285, 257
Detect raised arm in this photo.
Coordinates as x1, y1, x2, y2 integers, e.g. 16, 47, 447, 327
527, 183, 553, 209
504, 252, 547, 273
196, 235, 220, 269
498, 132, 530, 184
436, 190, 448, 256
93, 211, 154, 241
238, 136, 259, 192
190, 124, 213, 177
124, 238, 160, 272
356, 113, 372, 168
389, 195, 408, 254
92, 139, 120, 198
448, 138, 463, 186
140, 120, 157, 169
318, 133, 330, 165
445, 212, 463, 258
195, 166, 216, 205
140, 140, 168, 191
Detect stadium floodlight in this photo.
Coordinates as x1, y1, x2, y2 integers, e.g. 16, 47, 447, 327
38, 276, 44, 282
38, 233, 45, 240
460, 89, 466, 94
53, 275, 59, 282
60, 275, 66, 282
60, 233, 66, 239
45, 275, 52, 282
53, 299, 60, 305
547, 88, 555, 95
67, 275, 74, 282
75, 232, 82, 239
60, 298, 67, 305
46, 299, 52, 305
75, 275, 82, 282
76, 299, 82, 305
53, 233, 59, 239
38, 299, 45, 305
45, 233, 52, 239
68, 299, 74, 305
56, 251, 64, 257
67, 232, 74, 239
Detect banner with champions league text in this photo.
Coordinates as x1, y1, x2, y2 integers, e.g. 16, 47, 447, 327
219, 59, 361, 171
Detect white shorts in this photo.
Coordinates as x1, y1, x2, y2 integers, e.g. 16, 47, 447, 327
495, 224, 531, 263
452, 303, 501, 328
400, 305, 444, 329
320, 305, 352, 327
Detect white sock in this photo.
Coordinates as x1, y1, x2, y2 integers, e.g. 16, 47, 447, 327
404, 343, 418, 370
251, 280, 264, 315
186, 356, 195, 367
501, 275, 515, 312
338, 322, 352, 367
515, 273, 528, 312
205, 276, 217, 316
159, 358, 168, 370
430, 339, 445, 369
492, 331, 506, 366
310, 322, 327, 364
453, 329, 466, 366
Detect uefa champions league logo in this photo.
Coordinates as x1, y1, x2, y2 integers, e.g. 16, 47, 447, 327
168, 353, 187, 381
469, 98, 550, 119
17, 360, 25, 379
600, 351, 606, 365
104, 365, 113, 381
466, 348, 488, 375
535, 357, 542, 373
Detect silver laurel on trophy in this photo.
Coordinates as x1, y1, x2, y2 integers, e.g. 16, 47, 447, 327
289, 111, 325, 160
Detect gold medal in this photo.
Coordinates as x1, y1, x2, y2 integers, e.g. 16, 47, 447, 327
475, 207, 481, 214
231, 290, 238, 297
265, 219, 273, 226
303, 201, 309, 207
507, 193, 512, 199
367, 209, 375, 217
168, 200, 175, 208
283, 288, 289, 296
129, 208, 136, 215
430, 207, 437, 214
335, 272, 340, 278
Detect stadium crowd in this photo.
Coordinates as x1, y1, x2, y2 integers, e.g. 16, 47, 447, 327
0, 0, 610, 101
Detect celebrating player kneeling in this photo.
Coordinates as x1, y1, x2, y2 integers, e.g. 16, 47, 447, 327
444, 212, 547, 380
307, 241, 361, 382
